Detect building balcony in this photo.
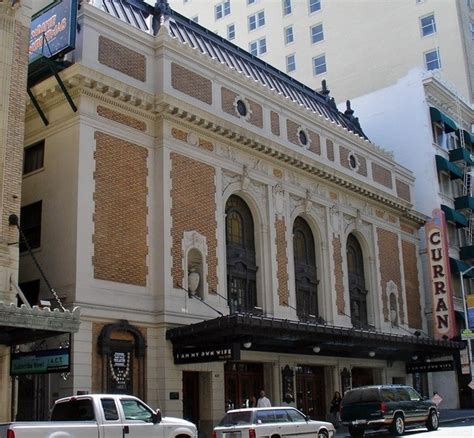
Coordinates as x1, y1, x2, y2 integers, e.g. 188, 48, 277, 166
454, 195, 474, 211
435, 155, 463, 180
460, 245, 474, 261
441, 205, 468, 228
449, 147, 474, 166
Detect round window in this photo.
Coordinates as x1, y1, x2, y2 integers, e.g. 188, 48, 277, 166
298, 129, 308, 146
236, 99, 248, 117
349, 154, 358, 169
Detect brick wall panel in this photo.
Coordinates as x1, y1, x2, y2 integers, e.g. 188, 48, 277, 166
93, 132, 148, 286
97, 105, 146, 132
170, 154, 218, 292
377, 228, 402, 322
372, 162, 393, 189
333, 237, 345, 314
248, 99, 263, 128
98, 36, 146, 82
171, 63, 212, 105
326, 139, 335, 161
286, 119, 299, 145
271, 111, 280, 136
309, 131, 321, 155
402, 241, 422, 329
275, 217, 289, 305
339, 146, 350, 168
221, 87, 238, 116
396, 179, 411, 202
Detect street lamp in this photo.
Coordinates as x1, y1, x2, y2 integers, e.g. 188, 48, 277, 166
459, 266, 474, 385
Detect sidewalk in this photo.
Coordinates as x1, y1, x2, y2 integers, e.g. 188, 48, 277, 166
334, 409, 474, 437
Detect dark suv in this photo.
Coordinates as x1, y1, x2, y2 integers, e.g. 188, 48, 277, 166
340, 385, 438, 437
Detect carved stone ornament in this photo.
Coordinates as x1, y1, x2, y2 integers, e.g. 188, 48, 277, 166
273, 183, 285, 215
241, 165, 251, 191
187, 132, 199, 146
330, 206, 341, 237
304, 189, 312, 213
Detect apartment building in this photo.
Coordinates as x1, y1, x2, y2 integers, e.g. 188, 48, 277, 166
169, 0, 474, 103
17, 0, 463, 430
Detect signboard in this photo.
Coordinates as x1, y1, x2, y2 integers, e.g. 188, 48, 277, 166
11, 348, 70, 375
406, 360, 454, 374
173, 344, 240, 364
431, 394, 443, 406
467, 295, 474, 329
29, 0, 78, 64
425, 209, 457, 339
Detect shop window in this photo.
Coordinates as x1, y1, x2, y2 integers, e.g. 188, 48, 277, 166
446, 132, 459, 150
23, 140, 44, 175
424, 48, 441, 70
432, 122, 444, 147
293, 217, 319, 320
437, 171, 451, 196
225, 195, 258, 314
346, 234, 368, 327
20, 201, 42, 252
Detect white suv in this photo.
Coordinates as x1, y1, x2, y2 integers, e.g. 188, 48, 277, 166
212, 407, 335, 438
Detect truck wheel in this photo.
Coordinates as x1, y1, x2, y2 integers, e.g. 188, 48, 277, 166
348, 425, 365, 437
390, 414, 405, 436
426, 410, 439, 431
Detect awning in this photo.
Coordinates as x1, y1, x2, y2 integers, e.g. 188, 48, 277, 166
436, 155, 463, 180
0, 301, 81, 346
430, 107, 458, 133
458, 129, 474, 147
449, 257, 474, 278
454, 195, 474, 210
166, 313, 464, 362
441, 204, 468, 228
449, 147, 474, 166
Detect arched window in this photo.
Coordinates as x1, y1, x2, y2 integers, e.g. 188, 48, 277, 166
293, 217, 319, 320
225, 195, 257, 313
346, 234, 368, 327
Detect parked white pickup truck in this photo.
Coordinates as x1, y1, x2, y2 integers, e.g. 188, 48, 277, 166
0, 394, 197, 438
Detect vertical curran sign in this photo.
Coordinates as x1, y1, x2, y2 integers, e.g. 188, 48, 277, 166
425, 209, 456, 339
29, 0, 78, 64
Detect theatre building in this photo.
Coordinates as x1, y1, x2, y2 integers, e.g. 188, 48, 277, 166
19, 0, 462, 432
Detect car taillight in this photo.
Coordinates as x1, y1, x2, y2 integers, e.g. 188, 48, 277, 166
380, 402, 387, 413
249, 428, 256, 438
211, 432, 217, 438
7, 430, 15, 438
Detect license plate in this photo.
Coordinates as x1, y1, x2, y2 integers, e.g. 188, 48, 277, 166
223, 433, 241, 438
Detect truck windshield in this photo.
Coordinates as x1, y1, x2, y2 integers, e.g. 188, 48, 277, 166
51, 399, 95, 421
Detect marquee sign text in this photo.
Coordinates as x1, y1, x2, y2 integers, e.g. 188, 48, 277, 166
173, 344, 240, 364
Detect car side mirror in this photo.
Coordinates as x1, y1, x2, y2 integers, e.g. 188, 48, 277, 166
305, 415, 310, 422
153, 409, 162, 424
423, 396, 429, 401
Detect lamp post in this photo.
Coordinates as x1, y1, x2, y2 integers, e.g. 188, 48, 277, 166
459, 266, 474, 386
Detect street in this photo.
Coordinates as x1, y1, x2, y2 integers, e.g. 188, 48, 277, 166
335, 418, 474, 437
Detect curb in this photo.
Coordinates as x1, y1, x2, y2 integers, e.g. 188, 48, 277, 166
439, 415, 474, 424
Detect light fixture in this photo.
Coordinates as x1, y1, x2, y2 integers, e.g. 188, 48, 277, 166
312, 346, 321, 353
243, 341, 252, 349
412, 354, 419, 361
368, 351, 376, 358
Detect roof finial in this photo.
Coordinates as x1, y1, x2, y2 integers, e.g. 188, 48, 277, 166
153, 0, 171, 35
321, 80, 330, 98
345, 100, 354, 117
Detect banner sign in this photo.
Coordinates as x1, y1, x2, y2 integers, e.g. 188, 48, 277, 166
406, 360, 454, 374
173, 344, 240, 364
461, 328, 474, 340
29, 0, 78, 64
425, 209, 457, 339
11, 348, 70, 375
467, 295, 474, 329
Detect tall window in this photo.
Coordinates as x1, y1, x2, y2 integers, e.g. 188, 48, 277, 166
346, 234, 368, 327
283, 0, 292, 15
313, 54, 327, 75
215, 0, 231, 20
310, 23, 324, 44
248, 10, 265, 31
225, 195, 257, 314
420, 14, 437, 37
425, 48, 441, 70
293, 217, 319, 320
286, 54, 296, 72
284, 25, 294, 44
20, 201, 42, 252
309, 0, 321, 13
23, 140, 44, 175
227, 23, 236, 40
249, 37, 267, 56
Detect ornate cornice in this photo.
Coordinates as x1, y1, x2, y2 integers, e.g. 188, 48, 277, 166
25, 65, 424, 225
